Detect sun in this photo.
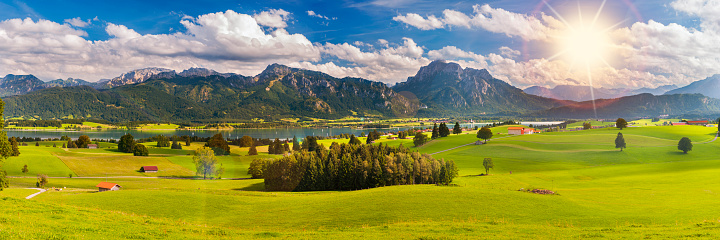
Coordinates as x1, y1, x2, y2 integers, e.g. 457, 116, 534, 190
545, 0, 621, 69
559, 22, 612, 67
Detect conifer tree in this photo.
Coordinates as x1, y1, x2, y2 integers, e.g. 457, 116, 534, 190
431, 123, 439, 139
453, 122, 462, 135
292, 136, 300, 151
248, 143, 258, 155
9, 137, 19, 156
615, 132, 626, 151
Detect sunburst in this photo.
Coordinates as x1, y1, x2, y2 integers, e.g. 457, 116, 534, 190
543, 0, 625, 119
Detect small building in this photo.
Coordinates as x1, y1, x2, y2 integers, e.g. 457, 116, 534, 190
87, 144, 98, 149
508, 127, 525, 135
687, 120, 708, 125
96, 182, 121, 192
523, 128, 535, 135
671, 122, 687, 126
140, 166, 158, 173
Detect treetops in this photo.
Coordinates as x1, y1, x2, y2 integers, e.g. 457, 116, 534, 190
263, 142, 458, 191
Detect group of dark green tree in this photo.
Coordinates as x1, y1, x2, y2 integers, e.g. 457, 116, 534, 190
251, 143, 458, 191
413, 122, 464, 147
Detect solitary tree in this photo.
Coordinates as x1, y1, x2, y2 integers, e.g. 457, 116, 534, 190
240, 136, 254, 147
615, 132, 627, 151
477, 127, 493, 143
36, 174, 48, 188
21, 164, 28, 173
132, 144, 149, 156
583, 122, 592, 130
616, 118, 628, 130
678, 137, 693, 154
75, 135, 90, 148
453, 122, 462, 135
9, 137, 19, 156
483, 158, 494, 175
35, 142, 39, 147
193, 147, 220, 179
248, 143, 258, 156
118, 134, 136, 153
431, 123, 439, 139
413, 132, 428, 147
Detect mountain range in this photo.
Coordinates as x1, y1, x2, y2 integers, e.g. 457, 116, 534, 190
665, 74, 720, 99
523, 84, 679, 101
2, 61, 719, 121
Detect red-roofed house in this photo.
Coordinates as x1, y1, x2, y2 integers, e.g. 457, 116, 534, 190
523, 128, 535, 135
508, 127, 525, 135
140, 166, 158, 173
96, 182, 121, 192
671, 122, 687, 126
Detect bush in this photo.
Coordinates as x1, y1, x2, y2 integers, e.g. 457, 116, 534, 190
133, 144, 149, 156
248, 159, 271, 179
36, 174, 48, 188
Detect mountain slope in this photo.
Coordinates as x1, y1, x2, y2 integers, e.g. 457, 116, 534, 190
524, 84, 678, 101
3, 64, 419, 121
0, 74, 46, 97
532, 93, 720, 118
665, 75, 720, 99
393, 60, 569, 116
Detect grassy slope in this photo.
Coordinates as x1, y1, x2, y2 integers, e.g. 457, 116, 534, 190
2, 125, 720, 238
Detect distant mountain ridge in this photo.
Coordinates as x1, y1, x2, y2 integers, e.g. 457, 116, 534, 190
393, 60, 569, 116
524, 84, 679, 101
532, 93, 720, 118
665, 74, 720, 99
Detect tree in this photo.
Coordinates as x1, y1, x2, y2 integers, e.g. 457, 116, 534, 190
67, 140, 77, 148
133, 144, 149, 156
304, 136, 318, 151
36, 174, 48, 188
348, 134, 362, 145
431, 123, 439, 139
616, 118, 628, 130
193, 147, 220, 179
413, 132, 428, 147
274, 138, 285, 155
292, 136, 300, 151
477, 127, 493, 143
75, 135, 90, 148
118, 134, 136, 153
248, 158, 270, 179
583, 122, 592, 130
9, 137, 19, 156
171, 139, 182, 149
717, 117, 720, 133
483, 158, 494, 175
615, 132, 626, 151
678, 137, 693, 154
268, 141, 275, 154
438, 123, 449, 137
185, 137, 191, 146
248, 143, 258, 155
62, 143, 66, 148
205, 133, 230, 155
453, 122, 462, 135
35, 142, 39, 147
239, 136, 254, 147
284, 142, 290, 153
21, 164, 28, 173
156, 135, 170, 147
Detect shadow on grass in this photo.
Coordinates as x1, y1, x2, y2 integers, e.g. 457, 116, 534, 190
669, 151, 690, 155
232, 182, 265, 191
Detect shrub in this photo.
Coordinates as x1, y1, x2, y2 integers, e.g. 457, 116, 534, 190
248, 159, 271, 179
133, 144, 149, 156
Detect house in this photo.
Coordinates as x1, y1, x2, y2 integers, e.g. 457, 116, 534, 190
671, 122, 687, 126
140, 166, 158, 173
508, 127, 525, 135
96, 182, 121, 192
687, 120, 708, 125
87, 144, 98, 149
523, 128, 535, 135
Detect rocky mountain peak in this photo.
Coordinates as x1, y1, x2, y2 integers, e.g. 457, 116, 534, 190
106, 67, 175, 87
179, 68, 220, 78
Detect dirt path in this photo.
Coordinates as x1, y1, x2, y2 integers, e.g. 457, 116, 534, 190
25, 188, 46, 199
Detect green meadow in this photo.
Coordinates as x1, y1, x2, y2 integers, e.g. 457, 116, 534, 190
1, 124, 720, 239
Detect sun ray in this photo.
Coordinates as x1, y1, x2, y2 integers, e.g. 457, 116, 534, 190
591, 0, 607, 28
543, 0, 574, 31
585, 63, 599, 119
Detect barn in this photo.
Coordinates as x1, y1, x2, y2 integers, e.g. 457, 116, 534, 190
140, 166, 158, 173
508, 127, 525, 135
87, 144, 98, 149
687, 120, 708, 125
96, 182, 121, 192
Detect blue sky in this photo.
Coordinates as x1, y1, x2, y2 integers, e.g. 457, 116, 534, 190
0, 0, 716, 89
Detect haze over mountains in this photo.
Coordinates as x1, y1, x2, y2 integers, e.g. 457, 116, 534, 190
523, 84, 679, 101
1, 60, 719, 121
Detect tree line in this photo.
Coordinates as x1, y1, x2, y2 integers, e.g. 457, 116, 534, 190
253, 143, 458, 191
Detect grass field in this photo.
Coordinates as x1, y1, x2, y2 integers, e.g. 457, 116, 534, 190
1, 124, 720, 239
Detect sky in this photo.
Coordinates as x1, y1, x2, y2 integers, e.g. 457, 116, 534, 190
0, 0, 717, 89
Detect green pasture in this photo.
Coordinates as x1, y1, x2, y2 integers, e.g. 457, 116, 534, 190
1, 125, 720, 239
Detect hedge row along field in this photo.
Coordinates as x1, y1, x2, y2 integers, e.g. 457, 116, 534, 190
258, 143, 458, 191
